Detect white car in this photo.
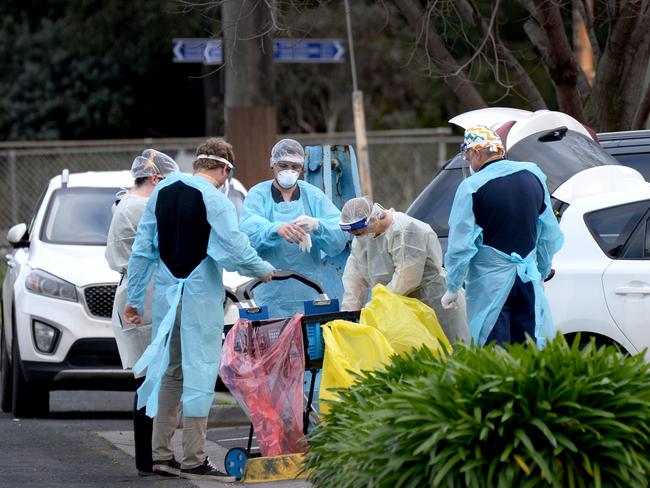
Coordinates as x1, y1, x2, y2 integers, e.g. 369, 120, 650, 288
546, 166, 650, 360
1, 170, 247, 417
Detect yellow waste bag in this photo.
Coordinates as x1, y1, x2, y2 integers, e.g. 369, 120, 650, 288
361, 284, 452, 356
319, 286, 452, 414
319, 320, 393, 414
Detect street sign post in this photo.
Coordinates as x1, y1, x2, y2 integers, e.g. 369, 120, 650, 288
172, 38, 345, 64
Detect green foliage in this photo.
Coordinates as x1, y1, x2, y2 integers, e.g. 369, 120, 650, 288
0, 0, 207, 140
305, 337, 650, 488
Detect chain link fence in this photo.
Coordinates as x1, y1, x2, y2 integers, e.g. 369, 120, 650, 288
0, 129, 461, 254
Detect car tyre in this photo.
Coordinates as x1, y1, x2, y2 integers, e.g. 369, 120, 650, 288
0, 327, 13, 412
11, 331, 49, 418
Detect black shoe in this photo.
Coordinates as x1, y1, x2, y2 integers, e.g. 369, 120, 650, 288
152, 457, 181, 477
180, 457, 236, 482
137, 469, 155, 477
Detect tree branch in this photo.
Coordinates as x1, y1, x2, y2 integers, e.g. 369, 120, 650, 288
456, 0, 547, 109
633, 83, 650, 130
574, 0, 601, 62
394, 0, 486, 110
622, 7, 650, 128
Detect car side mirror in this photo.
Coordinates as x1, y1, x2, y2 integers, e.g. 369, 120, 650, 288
7, 223, 29, 248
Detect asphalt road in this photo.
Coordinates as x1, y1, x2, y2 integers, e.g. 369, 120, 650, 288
0, 390, 189, 488
0, 391, 308, 488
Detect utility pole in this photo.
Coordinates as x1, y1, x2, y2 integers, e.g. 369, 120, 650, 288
222, 0, 277, 188
343, 0, 372, 197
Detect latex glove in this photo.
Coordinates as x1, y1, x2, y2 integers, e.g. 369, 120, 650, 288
298, 233, 313, 253
441, 290, 459, 310
293, 215, 319, 232
277, 223, 307, 243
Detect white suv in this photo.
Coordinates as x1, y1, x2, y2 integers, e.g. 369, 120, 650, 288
1, 170, 248, 417
1, 170, 136, 417
545, 166, 650, 360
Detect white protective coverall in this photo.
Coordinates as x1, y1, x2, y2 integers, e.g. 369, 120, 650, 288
105, 193, 154, 374
341, 211, 469, 346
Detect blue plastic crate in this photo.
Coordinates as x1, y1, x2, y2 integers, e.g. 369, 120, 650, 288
238, 305, 269, 321
305, 322, 325, 361
303, 298, 339, 361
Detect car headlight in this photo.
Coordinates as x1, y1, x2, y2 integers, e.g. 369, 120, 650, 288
25, 269, 78, 302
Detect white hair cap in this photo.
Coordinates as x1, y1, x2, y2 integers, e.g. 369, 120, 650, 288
339, 197, 386, 230
269, 138, 305, 167
131, 149, 179, 179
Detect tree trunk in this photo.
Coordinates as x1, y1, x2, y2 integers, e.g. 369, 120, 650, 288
593, 0, 644, 131
526, 0, 586, 123
223, 0, 277, 188
202, 65, 224, 136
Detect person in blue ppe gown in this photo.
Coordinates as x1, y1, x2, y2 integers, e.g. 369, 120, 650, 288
441, 125, 563, 347
105, 149, 179, 477
124, 138, 274, 482
239, 138, 349, 318
339, 197, 469, 346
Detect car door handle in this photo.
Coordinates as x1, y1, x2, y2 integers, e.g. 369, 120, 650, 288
5, 254, 15, 268
615, 286, 650, 295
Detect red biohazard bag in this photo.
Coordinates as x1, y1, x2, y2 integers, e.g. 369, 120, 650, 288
219, 314, 306, 456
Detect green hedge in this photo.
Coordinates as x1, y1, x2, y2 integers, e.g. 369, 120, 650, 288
305, 337, 650, 488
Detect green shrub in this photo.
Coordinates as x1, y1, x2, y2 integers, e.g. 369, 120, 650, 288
305, 337, 650, 488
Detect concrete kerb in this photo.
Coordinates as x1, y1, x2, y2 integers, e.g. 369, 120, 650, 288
209, 392, 249, 428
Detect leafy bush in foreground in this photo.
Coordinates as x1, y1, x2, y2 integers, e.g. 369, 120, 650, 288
305, 337, 650, 487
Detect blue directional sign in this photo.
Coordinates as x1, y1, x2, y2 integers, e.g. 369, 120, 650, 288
173, 38, 344, 64
273, 39, 345, 63
172, 38, 223, 64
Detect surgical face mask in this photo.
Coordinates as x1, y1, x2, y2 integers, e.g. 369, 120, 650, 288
469, 165, 476, 175
276, 169, 299, 189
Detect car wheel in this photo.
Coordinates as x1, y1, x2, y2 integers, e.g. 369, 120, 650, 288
563, 332, 629, 354
0, 326, 13, 413
11, 330, 49, 418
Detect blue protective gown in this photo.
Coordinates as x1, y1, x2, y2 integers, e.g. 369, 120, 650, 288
444, 159, 563, 347
240, 180, 349, 318
127, 173, 274, 417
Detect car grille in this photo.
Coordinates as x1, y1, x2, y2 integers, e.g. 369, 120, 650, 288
83, 285, 117, 319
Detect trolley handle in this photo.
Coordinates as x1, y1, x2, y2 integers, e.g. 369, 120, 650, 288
242, 270, 325, 300
224, 289, 238, 305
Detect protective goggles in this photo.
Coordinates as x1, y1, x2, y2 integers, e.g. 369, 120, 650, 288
339, 217, 369, 232
459, 142, 471, 161
196, 154, 235, 173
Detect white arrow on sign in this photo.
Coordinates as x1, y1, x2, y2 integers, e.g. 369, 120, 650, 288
173, 41, 184, 62
203, 40, 223, 65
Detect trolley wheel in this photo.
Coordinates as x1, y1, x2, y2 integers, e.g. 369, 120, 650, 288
224, 447, 249, 480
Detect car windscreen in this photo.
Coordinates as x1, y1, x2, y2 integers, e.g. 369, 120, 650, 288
406, 159, 468, 237
41, 187, 120, 245
507, 130, 619, 194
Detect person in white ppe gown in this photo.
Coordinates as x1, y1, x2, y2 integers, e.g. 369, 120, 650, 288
105, 148, 179, 476
340, 197, 469, 346
240, 138, 348, 318
441, 125, 563, 347
124, 138, 274, 481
